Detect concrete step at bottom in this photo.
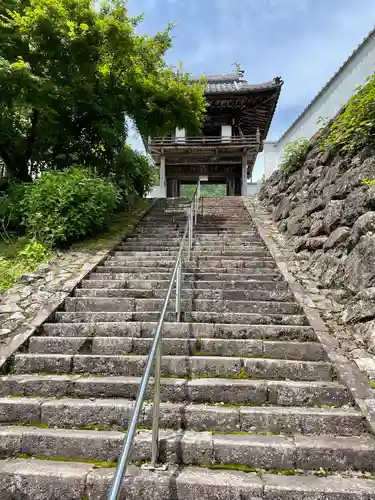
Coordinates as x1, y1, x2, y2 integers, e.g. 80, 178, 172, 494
0, 374, 350, 406
1, 426, 375, 472
2, 460, 374, 500
40, 322, 317, 342
0, 397, 365, 435
13, 354, 333, 381
63, 297, 302, 315
54, 311, 309, 326
28, 336, 327, 361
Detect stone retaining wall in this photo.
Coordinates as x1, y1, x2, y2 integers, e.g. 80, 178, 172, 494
259, 144, 375, 377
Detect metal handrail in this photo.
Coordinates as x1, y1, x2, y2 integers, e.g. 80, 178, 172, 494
108, 180, 201, 500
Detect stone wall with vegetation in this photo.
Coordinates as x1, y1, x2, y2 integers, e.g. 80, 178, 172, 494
260, 74, 375, 358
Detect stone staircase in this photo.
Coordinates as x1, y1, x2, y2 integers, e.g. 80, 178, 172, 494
1, 196, 375, 499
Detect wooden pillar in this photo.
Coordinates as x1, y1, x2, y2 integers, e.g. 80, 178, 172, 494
241, 154, 248, 196
159, 155, 167, 198
168, 179, 180, 198
226, 178, 236, 196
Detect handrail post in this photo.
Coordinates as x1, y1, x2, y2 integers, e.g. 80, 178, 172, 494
188, 205, 193, 261
151, 337, 162, 467
176, 257, 182, 322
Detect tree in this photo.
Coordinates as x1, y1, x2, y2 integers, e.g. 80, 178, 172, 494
0, 0, 206, 182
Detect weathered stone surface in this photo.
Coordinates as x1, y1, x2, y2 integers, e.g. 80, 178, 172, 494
349, 212, 375, 247
323, 226, 350, 250
340, 187, 368, 227
273, 197, 290, 222
309, 218, 325, 237
342, 234, 375, 291
343, 288, 375, 324
323, 200, 345, 234
305, 236, 328, 250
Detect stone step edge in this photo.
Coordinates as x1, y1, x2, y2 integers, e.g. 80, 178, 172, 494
0, 374, 350, 407
12, 353, 333, 382
1, 426, 375, 473
1, 459, 374, 500
28, 337, 326, 362
40, 322, 317, 341
0, 397, 364, 435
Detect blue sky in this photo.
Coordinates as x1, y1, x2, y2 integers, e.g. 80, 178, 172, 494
127, 0, 375, 180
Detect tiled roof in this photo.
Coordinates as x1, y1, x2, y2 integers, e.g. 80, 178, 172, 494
190, 71, 283, 94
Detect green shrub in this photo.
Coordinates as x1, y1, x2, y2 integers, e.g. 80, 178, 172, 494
323, 73, 375, 154
110, 145, 155, 200
25, 167, 119, 246
362, 177, 375, 187
0, 183, 31, 233
280, 139, 310, 178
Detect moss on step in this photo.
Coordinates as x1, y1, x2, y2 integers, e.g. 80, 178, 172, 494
203, 463, 258, 473
369, 379, 375, 389
16, 453, 117, 468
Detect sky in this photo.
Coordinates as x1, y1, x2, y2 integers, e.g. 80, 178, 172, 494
126, 0, 375, 180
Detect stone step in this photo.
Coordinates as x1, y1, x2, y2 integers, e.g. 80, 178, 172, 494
94, 266, 281, 277
111, 250, 272, 258
80, 279, 291, 292
74, 287, 294, 301
0, 397, 364, 435
64, 297, 301, 315
2, 460, 374, 500
89, 272, 283, 282
28, 337, 326, 361
41, 322, 317, 341
54, 311, 308, 325
0, 374, 349, 406
1, 426, 374, 472
103, 260, 277, 269
13, 354, 333, 381
117, 243, 266, 250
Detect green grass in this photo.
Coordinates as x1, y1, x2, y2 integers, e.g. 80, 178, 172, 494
0, 236, 53, 292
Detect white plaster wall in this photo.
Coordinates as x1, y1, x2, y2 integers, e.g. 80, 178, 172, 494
247, 182, 260, 196
146, 184, 167, 198
264, 32, 375, 179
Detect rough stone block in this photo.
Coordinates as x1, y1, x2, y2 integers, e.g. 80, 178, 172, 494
263, 473, 375, 499
13, 354, 72, 374
0, 459, 91, 500
20, 427, 123, 461
268, 381, 349, 407
213, 434, 295, 469
244, 358, 332, 381
0, 397, 41, 423
187, 379, 268, 404
295, 435, 375, 471
91, 337, 133, 355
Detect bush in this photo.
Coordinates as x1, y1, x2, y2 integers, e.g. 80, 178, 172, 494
0, 183, 31, 234
323, 73, 375, 155
111, 145, 155, 200
280, 139, 310, 178
25, 167, 119, 245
